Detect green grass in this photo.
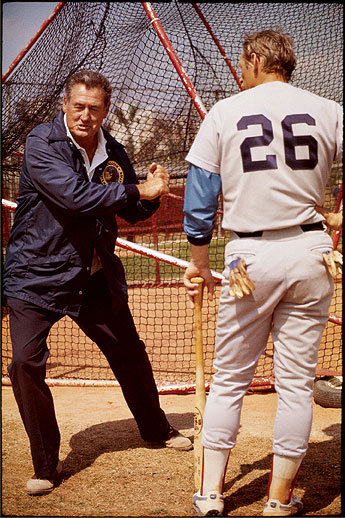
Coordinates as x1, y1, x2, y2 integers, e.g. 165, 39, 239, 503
121, 236, 227, 282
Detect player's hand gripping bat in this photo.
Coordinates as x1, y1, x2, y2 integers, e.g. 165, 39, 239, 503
191, 276, 206, 492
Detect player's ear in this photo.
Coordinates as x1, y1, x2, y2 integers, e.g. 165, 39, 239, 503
251, 53, 259, 67
251, 53, 261, 75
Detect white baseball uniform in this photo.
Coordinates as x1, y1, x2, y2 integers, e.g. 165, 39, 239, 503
184, 81, 343, 457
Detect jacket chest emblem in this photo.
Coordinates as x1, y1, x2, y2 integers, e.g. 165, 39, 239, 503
100, 160, 124, 184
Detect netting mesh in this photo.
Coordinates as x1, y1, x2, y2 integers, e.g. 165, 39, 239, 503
2, 2, 343, 385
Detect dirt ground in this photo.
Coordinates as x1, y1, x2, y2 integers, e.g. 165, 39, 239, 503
1, 386, 342, 517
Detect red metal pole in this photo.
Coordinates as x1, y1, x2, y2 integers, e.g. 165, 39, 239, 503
328, 313, 342, 325
2, 2, 65, 83
141, 2, 207, 120
191, 3, 243, 91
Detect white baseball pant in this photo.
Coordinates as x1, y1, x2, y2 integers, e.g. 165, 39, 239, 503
202, 226, 334, 458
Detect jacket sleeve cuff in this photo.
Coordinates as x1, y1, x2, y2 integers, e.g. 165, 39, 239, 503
141, 198, 160, 209
124, 184, 140, 203
187, 234, 212, 246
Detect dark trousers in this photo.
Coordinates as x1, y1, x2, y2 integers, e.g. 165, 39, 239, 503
7, 271, 170, 478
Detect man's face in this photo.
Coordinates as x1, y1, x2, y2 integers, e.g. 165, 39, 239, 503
62, 83, 109, 146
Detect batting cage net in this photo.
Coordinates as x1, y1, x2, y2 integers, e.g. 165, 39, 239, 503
2, 2, 343, 389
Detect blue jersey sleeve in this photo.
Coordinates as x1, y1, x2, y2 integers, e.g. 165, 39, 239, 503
183, 164, 222, 245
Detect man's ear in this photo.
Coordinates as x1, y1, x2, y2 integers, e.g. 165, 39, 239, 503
103, 102, 110, 118
251, 53, 260, 75
251, 52, 259, 66
62, 96, 67, 114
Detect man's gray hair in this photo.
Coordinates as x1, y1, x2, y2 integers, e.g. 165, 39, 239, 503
64, 69, 112, 106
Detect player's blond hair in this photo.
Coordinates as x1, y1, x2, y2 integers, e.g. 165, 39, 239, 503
64, 69, 112, 107
242, 29, 296, 81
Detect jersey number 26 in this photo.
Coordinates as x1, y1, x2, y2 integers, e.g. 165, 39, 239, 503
237, 113, 318, 173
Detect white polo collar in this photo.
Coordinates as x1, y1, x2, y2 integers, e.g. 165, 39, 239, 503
64, 114, 108, 181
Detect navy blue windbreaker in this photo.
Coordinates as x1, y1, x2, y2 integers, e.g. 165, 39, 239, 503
3, 110, 160, 316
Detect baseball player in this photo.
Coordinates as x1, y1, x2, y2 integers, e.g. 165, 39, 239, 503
183, 30, 343, 516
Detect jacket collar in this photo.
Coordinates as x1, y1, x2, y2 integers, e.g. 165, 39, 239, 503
48, 110, 69, 142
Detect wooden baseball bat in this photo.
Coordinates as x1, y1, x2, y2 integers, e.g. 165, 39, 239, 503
192, 276, 206, 491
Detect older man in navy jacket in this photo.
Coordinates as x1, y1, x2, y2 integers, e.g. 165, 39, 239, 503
3, 69, 192, 495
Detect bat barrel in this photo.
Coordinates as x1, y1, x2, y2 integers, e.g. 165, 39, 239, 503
191, 276, 206, 491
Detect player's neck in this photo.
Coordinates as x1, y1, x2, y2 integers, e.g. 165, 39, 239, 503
256, 71, 287, 86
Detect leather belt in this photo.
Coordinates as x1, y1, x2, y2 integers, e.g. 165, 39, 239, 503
235, 221, 324, 238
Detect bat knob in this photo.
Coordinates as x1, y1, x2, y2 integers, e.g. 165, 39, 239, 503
191, 277, 204, 284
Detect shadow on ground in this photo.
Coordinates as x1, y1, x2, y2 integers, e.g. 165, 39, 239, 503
223, 423, 341, 516
62, 411, 193, 478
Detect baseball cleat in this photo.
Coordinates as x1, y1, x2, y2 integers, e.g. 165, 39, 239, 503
263, 495, 303, 516
162, 427, 193, 451
26, 460, 63, 495
193, 490, 224, 516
